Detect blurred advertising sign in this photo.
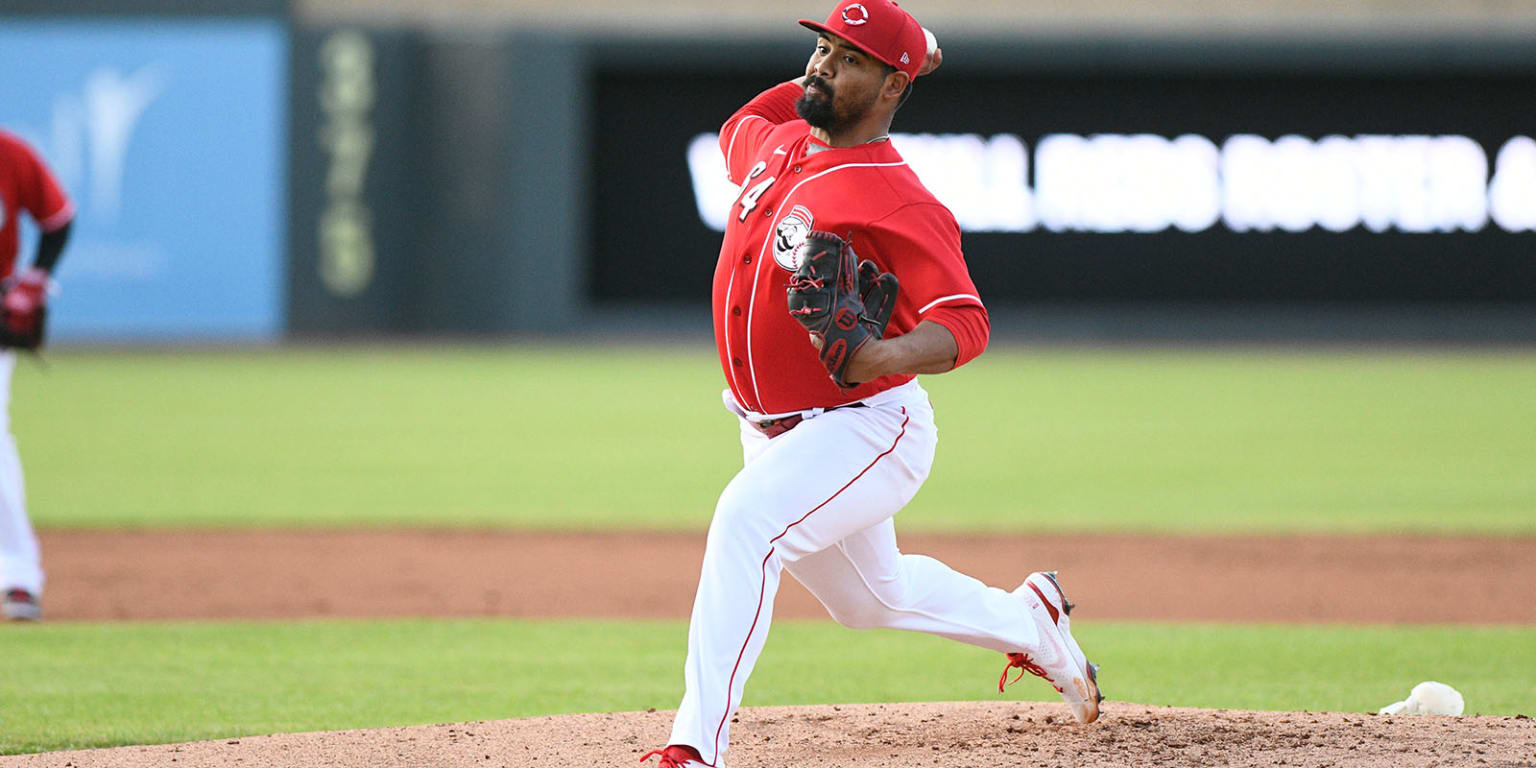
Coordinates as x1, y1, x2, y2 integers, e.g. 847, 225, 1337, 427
690, 132, 1535, 235
593, 68, 1536, 304
0, 19, 288, 341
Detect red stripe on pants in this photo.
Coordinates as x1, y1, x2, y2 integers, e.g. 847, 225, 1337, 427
710, 408, 910, 763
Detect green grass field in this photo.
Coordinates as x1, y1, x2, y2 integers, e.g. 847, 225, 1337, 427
5, 345, 1534, 755
14, 345, 1536, 533
3, 618, 1533, 755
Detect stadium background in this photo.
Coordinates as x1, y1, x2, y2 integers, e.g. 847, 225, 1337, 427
2, 0, 1534, 763
5, 0, 1536, 342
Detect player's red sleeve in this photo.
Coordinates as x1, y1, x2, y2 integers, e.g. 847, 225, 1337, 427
864, 202, 984, 305
867, 203, 982, 316
3, 133, 74, 231
923, 304, 990, 369
719, 81, 804, 184
861, 202, 988, 368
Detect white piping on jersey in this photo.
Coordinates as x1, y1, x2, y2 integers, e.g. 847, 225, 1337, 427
721, 115, 771, 402
917, 293, 983, 315
743, 159, 908, 413
40, 201, 75, 232
723, 256, 750, 402
724, 115, 767, 180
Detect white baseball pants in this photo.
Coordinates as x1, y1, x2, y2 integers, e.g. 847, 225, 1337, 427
0, 351, 42, 595
668, 381, 1042, 766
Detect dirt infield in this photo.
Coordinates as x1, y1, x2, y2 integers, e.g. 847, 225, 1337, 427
33, 529, 1536, 623
5, 702, 1533, 768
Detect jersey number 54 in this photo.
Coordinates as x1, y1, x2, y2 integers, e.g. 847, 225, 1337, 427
737, 161, 778, 222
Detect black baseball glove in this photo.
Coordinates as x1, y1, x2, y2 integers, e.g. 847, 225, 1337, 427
785, 231, 899, 389
0, 269, 49, 351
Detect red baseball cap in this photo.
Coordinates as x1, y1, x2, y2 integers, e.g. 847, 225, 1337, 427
798, 0, 928, 81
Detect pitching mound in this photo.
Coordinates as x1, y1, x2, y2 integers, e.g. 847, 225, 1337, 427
7, 702, 1533, 768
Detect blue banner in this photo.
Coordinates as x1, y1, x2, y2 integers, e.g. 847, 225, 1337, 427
0, 19, 288, 341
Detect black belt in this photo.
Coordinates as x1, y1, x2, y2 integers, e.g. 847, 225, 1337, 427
750, 402, 866, 438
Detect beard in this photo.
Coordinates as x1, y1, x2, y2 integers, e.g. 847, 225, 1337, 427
795, 77, 840, 130
796, 76, 883, 134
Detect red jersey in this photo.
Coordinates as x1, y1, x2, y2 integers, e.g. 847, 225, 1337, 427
0, 131, 73, 279
712, 81, 988, 415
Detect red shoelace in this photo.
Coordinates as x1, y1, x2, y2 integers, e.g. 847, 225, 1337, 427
999, 652, 1061, 693
640, 745, 704, 767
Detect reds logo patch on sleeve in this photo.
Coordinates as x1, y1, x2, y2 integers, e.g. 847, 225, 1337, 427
773, 205, 816, 270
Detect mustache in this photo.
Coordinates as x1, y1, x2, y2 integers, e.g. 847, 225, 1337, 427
804, 76, 834, 98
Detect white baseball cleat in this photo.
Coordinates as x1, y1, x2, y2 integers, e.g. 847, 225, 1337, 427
999, 571, 1101, 723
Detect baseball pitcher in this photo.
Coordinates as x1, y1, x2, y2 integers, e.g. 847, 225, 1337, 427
642, 2, 1101, 765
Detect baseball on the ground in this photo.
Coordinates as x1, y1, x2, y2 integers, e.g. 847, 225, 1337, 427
1378, 681, 1465, 715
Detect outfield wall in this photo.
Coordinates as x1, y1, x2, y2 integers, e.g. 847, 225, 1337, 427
4, 1, 1535, 341
288, 27, 1536, 340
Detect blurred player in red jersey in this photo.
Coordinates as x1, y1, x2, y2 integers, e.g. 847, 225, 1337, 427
641, 3, 1100, 766
0, 128, 75, 620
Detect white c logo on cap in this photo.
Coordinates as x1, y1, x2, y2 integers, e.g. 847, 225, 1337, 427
842, 3, 870, 25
